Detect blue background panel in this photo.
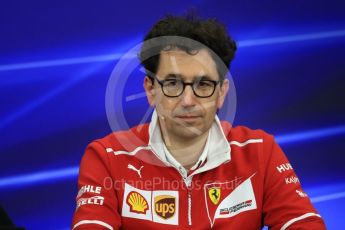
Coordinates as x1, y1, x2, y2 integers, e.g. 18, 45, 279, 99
1, 1, 345, 229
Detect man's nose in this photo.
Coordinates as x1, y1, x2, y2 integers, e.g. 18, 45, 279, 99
180, 85, 197, 106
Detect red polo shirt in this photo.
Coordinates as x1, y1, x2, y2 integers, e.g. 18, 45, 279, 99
72, 112, 326, 230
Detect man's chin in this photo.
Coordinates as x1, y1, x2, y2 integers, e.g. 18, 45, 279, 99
172, 126, 205, 139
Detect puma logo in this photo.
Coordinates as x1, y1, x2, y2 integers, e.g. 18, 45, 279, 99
128, 164, 144, 178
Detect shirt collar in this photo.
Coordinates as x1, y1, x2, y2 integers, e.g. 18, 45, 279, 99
162, 128, 211, 172
148, 109, 231, 175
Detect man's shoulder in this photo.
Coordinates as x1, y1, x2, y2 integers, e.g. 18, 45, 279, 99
220, 121, 273, 143
91, 123, 150, 152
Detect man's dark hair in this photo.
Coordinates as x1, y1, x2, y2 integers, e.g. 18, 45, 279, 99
139, 12, 237, 81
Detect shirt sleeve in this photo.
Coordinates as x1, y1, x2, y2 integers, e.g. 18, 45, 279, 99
262, 133, 326, 230
71, 141, 121, 230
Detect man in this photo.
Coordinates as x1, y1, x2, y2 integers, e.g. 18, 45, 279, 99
72, 13, 326, 229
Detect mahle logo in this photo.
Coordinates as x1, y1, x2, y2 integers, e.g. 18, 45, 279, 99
154, 195, 176, 219
126, 191, 149, 214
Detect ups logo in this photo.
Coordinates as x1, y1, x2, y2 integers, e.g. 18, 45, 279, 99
154, 195, 176, 219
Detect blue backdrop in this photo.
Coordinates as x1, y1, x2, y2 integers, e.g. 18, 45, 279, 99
0, 1, 344, 229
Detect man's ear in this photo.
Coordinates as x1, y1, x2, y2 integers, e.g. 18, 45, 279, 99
143, 76, 156, 106
217, 79, 229, 109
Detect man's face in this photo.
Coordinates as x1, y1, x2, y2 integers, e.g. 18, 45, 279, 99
144, 48, 229, 142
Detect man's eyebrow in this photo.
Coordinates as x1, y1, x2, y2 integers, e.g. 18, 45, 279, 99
163, 73, 214, 81
196, 75, 213, 80
164, 73, 183, 79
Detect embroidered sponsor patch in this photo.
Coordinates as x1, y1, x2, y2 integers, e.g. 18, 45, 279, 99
296, 189, 308, 197
122, 183, 152, 221
122, 183, 179, 225
152, 190, 179, 225
76, 195, 104, 209
77, 185, 102, 198
208, 186, 221, 205
276, 163, 293, 173
285, 176, 300, 184
154, 195, 176, 219
219, 200, 253, 216
126, 191, 149, 214
204, 173, 257, 227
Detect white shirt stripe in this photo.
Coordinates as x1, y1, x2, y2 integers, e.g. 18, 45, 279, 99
280, 213, 322, 230
72, 220, 113, 230
107, 139, 263, 155
106, 148, 114, 153
108, 146, 151, 156
229, 139, 263, 147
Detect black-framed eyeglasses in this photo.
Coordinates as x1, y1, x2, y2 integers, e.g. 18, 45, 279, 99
149, 75, 221, 98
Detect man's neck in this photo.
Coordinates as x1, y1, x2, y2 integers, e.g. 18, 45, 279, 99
162, 130, 209, 170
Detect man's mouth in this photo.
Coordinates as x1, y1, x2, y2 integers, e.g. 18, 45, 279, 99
175, 114, 202, 122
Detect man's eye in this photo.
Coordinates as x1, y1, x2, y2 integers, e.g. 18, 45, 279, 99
165, 80, 179, 87
198, 81, 213, 87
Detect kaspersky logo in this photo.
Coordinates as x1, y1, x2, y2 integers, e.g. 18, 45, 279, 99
126, 191, 149, 214
208, 187, 221, 205
154, 195, 176, 219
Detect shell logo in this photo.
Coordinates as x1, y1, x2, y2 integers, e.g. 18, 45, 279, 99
126, 191, 149, 214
